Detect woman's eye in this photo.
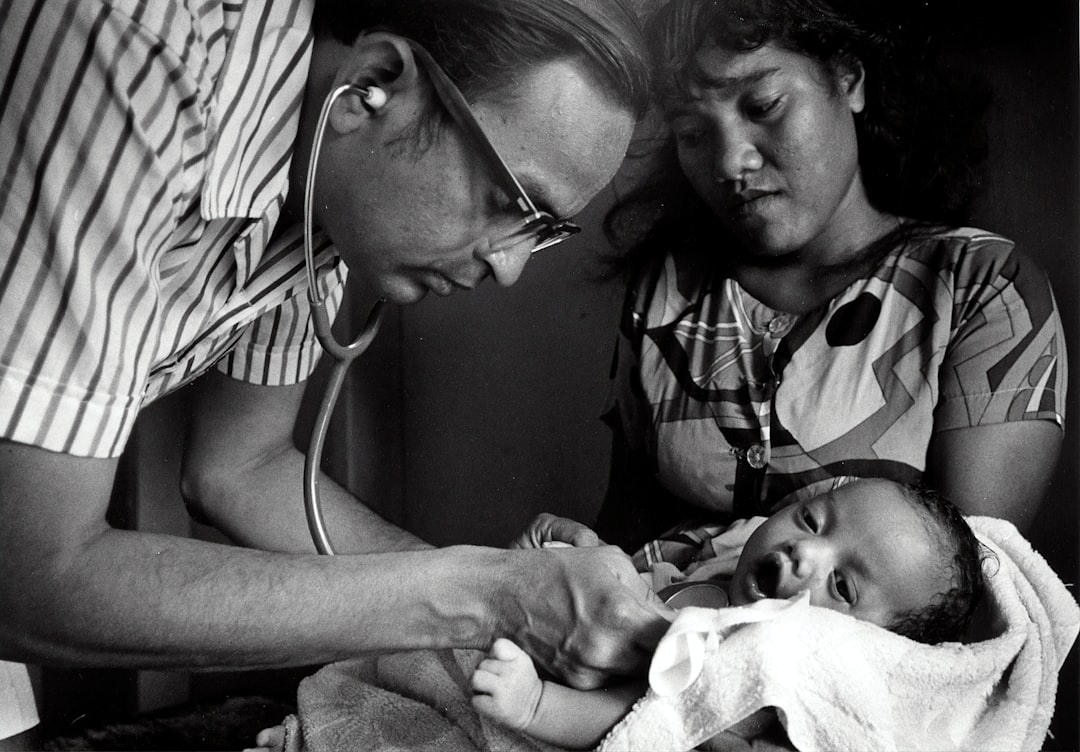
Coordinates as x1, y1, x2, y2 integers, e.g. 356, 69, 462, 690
674, 129, 705, 148
800, 507, 819, 533
833, 573, 854, 604
746, 96, 783, 119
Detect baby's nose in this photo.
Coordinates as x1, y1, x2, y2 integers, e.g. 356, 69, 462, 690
789, 538, 833, 582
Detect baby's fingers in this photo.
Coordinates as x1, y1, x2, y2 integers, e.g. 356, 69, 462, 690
489, 637, 525, 661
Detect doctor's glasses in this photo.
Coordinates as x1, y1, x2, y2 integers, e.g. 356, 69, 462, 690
411, 43, 582, 254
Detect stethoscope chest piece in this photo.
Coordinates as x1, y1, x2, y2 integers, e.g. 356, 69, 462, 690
657, 581, 730, 609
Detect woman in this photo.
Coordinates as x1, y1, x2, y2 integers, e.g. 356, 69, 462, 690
597, 0, 1066, 552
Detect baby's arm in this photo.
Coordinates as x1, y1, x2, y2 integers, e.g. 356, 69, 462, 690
471, 638, 645, 750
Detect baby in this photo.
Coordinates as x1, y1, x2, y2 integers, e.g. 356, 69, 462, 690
469, 478, 986, 750
247, 478, 984, 752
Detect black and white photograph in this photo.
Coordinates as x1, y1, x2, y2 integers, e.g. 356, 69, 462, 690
1, 1, 1076, 750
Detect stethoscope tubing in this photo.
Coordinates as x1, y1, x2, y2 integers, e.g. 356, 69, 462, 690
302, 83, 387, 555
303, 300, 385, 555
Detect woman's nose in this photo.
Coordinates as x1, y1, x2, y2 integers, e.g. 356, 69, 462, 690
714, 125, 763, 183
478, 242, 532, 287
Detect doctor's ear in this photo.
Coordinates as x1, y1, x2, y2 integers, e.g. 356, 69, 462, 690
327, 33, 421, 133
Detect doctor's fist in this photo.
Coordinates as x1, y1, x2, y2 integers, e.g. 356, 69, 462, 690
492, 544, 668, 690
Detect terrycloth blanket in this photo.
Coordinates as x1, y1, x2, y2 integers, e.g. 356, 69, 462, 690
600, 516, 1079, 752
283, 516, 1077, 752
281, 648, 557, 752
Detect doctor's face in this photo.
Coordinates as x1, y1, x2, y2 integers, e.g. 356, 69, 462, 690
730, 480, 951, 630
318, 59, 634, 304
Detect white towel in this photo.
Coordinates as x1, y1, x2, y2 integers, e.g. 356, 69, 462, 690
598, 516, 1079, 752
0, 661, 38, 740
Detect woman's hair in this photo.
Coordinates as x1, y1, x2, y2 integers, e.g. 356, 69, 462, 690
887, 483, 988, 645
604, 0, 990, 274
313, 0, 651, 119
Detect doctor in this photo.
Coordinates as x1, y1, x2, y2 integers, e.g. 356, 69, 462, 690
0, 0, 665, 743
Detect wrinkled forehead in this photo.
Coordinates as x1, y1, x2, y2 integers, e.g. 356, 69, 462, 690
475, 60, 635, 217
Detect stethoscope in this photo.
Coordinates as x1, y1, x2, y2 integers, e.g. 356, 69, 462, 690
302, 82, 389, 555
299, 43, 577, 553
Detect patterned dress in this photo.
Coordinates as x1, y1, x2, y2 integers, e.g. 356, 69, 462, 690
603, 225, 1066, 529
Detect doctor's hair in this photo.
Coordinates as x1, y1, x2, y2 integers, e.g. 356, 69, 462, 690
602, 0, 990, 275
886, 483, 988, 646
313, 0, 651, 119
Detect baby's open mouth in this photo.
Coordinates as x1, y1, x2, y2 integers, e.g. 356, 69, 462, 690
753, 552, 783, 598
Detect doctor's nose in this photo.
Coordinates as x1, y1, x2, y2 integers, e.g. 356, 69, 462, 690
478, 243, 531, 288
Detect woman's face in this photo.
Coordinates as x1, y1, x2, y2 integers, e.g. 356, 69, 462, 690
668, 42, 876, 260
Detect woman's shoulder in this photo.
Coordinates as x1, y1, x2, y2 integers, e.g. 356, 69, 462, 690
890, 223, 1042, 281
895, 223, 1016, 257
888, 224, 1059, 317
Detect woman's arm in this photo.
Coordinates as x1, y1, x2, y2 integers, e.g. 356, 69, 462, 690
927, 242, 1066, 530
924, 421, 1061, 531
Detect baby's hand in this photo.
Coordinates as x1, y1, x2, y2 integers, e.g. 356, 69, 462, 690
470, 638, 544, 731
509, 512, 601, 549
243, 724, 285, 752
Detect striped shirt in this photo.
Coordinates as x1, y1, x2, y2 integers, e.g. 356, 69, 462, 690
0, 0, 345, 458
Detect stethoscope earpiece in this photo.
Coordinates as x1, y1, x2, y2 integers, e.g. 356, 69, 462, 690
359, 85, 387, 111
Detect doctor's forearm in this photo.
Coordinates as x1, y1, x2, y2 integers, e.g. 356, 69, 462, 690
2, 404, 663, 681
2, 531, 506, 668
183, 441, 429, 554
182, 372, 428, 554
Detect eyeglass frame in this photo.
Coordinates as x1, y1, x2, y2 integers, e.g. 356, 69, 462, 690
407, 41, 582, 254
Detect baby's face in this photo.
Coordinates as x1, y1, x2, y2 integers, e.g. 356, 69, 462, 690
729, 480, 951, 628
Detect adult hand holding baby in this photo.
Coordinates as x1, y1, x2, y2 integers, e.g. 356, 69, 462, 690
496, 514, 667, 689
509, 511, 602, 549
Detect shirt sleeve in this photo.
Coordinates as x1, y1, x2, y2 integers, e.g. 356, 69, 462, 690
934, 237, 1067, 431
217, 257, 347, 386
0, 2, 203, 457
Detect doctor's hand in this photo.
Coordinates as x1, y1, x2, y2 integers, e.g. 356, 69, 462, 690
494, 543, 667, 690
509, 512, 602, 549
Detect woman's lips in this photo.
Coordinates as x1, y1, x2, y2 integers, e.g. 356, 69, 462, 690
728, 189, 776, 218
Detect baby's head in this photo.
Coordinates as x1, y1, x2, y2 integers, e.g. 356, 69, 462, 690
729, 479, 985, 644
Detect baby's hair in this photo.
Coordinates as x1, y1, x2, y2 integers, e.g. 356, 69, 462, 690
886, 483, 988, 645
